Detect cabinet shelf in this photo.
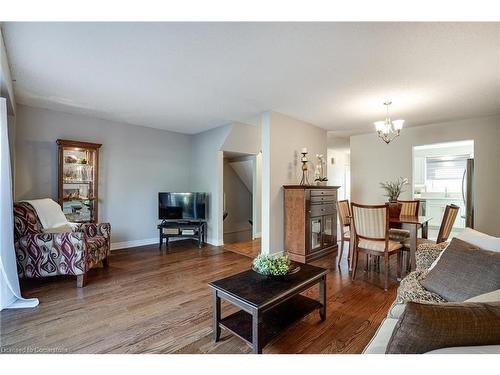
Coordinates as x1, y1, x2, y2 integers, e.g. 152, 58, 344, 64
63, 197, 95, 202
64, 163, 93, 167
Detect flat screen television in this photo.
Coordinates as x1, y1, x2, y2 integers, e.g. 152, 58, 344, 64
158, 192, 208, 221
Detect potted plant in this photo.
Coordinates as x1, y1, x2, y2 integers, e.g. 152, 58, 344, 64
314, 176, 328, 186
252, 253, 299, 277
380, 177, 409, 217
314, 154, 328, 186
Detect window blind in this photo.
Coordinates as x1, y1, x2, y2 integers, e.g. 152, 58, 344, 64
426, 155, 468, 180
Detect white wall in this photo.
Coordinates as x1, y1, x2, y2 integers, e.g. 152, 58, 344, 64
350, 115, 500, 236
327, 135, 350, 240
262, 111, 328, 254
222, 122, 262, 155
15, 105, 192, 247
190, 122, 261, 245
190, 125, 231, 245
14, 108, 262, 248
253, 152, 262, 238
223, 123, 262, 240
327, 135, 350, 201
413, 142, 474, 159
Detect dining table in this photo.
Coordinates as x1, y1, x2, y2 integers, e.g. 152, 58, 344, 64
348, 215, 433, 273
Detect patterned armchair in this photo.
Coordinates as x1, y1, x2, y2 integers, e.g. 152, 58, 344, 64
13, 202, 111, 287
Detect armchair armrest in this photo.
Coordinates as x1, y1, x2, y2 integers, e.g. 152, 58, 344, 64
76, 222, 111, 239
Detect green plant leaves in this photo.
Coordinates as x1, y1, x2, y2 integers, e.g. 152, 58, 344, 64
252, 254, 291, 276
380, 177, 408, 201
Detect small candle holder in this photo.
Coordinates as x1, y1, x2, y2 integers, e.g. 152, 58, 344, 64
300, 151, 310, 186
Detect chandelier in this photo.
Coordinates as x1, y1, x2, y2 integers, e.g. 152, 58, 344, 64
374, 101, 404, 144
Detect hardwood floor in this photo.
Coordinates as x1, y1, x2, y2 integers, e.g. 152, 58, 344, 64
0, 241, 397, 354
223, 238, 261, 258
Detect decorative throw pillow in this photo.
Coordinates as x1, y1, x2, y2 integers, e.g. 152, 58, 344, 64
386, 301, 500, 354
428, 237, 481, 271
421, 238, 500, 302
396, 270, 446, 305
416, 242, 448, 271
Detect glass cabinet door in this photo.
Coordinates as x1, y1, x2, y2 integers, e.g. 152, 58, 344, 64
322, 214, 336, 247
310, 216, 322, 252
62, 147, 96, 222
58, 140, 101, 223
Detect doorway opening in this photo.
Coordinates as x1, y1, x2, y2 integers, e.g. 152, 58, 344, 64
222, 151, 261, 258
412, 140, 474, 240
327, 135, 351, 244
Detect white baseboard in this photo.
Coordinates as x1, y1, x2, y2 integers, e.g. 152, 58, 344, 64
223, 221, 252, 234
111, 237, 157, 251
206, 237, 223, 246
252, 232, 262, 239
111, 236, 221, 250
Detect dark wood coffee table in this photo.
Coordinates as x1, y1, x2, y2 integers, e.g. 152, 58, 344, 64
208, 263, 327, 354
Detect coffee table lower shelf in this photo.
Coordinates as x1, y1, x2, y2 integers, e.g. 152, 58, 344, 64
219, 294, 321, 348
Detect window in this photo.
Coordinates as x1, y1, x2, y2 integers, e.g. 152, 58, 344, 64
426, 155, 468, 180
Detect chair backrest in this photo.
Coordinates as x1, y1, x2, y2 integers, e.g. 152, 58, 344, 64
337, 199, 351, 227
398, 199, 420, 216
13, 202, 43, 241
351, 203, 389, 241
437, 204, 460, 243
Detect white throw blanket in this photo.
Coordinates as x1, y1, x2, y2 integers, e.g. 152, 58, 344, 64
22, 198, 70, 231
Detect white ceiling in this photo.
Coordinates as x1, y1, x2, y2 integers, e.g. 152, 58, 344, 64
3, 22, 500, 135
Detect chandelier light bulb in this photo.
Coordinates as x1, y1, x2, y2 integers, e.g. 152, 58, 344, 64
374, 121, 385, 132
393, 119, 404, 131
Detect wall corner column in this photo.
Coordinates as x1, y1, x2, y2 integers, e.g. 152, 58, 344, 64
261, 112, 271, 254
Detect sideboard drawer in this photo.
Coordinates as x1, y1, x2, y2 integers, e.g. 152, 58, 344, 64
311, 195, 335, 204
310, 189, 337, 197
310, 204, 335, 217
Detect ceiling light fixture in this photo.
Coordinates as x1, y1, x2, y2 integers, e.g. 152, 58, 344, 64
374, 101, 404, 144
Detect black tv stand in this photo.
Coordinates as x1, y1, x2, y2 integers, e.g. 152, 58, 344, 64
158, 220, 207, 249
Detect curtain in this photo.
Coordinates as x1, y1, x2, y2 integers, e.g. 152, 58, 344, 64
0, 97, 38, 310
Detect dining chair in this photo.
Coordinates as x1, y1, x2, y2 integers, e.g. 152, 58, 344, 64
402, 204, 460, 249
336, 199, 351, 266
387, 199, 420, 271
388, 199, 420, 241
351, 203, 402, 291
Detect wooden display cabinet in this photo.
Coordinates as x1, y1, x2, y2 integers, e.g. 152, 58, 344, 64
57, 139, 102, 223
284, 185, 339, 263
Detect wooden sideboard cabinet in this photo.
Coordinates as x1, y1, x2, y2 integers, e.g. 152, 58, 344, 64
284, 185, 339, 263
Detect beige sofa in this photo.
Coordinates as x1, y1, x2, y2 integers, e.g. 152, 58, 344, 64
364, 228, 500, 354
